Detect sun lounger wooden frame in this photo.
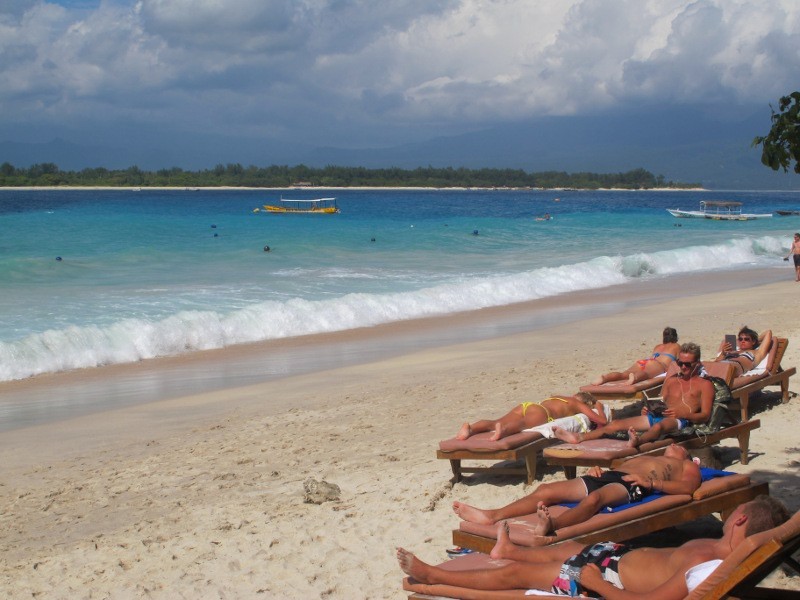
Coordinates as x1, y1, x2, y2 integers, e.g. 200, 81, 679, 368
451, 479, 769, 554
728, 337, 795, 422
437, 436, 559, 485
404, 505, 800, 600
545, 419, 760, 480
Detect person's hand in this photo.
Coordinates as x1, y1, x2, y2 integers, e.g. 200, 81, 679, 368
663, 407, 677, 418
641, 406, 649, 416
579, 563, 605, 591
586, 466, 603, 477
622, 473, 649, 487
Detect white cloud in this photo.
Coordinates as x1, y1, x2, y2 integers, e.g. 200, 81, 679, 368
1, 0, 799, 146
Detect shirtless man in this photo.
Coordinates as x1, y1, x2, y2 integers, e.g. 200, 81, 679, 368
453, 444, 701, 538
591, 326, 680, 385
555, 342, 714, 448
455, 392, 605, 441
399, 496, 790, 598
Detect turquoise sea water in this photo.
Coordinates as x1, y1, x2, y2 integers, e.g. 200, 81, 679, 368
1, 188, 798, 383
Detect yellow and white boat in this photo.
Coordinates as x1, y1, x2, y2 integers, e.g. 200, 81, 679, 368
254, 197, 339, 214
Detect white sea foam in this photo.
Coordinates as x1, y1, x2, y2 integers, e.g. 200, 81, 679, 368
0, 236, 785, 382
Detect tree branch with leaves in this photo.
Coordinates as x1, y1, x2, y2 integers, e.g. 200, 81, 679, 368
752, 92, 800, 174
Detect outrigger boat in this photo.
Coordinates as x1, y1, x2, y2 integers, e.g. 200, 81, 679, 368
254, 197, 339, 214
666, 201, 771, 221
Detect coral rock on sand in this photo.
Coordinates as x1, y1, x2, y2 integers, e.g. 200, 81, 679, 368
303, 478, 341, 504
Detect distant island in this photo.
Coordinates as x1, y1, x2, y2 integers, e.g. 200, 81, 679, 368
0, 162, 699, 190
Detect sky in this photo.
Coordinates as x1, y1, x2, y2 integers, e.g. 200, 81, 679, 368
1, 0, 800, 176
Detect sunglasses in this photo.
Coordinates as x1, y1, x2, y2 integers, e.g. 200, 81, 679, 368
676, 360, 697, 368
737, 336, 752, 342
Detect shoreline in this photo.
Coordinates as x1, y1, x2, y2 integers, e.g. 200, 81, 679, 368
0, 265, 787, 431
1, 275, 798, 597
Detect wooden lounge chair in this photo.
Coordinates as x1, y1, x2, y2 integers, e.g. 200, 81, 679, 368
727, 336, 795, 422
404, 506, 800, 600
544, 362, 760, 479
436, 413, 600, 484
544, 419, 760, 480
453, 472, 767, 554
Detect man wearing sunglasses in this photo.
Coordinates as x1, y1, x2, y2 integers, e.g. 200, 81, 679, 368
554, 342, 714, 448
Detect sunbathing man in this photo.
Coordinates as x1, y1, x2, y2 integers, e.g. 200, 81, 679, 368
555, 342, 714, 448
453, 444, 701, 538
715, 326, 772, 376
591, 326, 680, 385
455, 392, 605, 441
399, 496, 790, 598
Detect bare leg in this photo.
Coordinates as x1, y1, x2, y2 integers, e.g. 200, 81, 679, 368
559, 415, 651, 443
552, 426, 583, 444
490, 521, 514, 560
635, 418, 680, 445
490, 521, 563, 560
547, 486, 630, 532
626, 427, 640, 448
397, 547, 566, 590
454, 479, 588, 524
458, 419, 498, 439
491, 524, 583, 563
532, 502, 554, 536
592, 371, 626, 385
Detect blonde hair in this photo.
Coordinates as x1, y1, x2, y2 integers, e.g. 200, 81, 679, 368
574, 392, 597, 407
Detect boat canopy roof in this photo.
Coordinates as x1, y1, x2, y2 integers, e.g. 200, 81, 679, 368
700, 201, 742, 208
279, 197, 336, 203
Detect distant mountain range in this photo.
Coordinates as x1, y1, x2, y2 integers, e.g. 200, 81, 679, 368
2, 107, 798, 190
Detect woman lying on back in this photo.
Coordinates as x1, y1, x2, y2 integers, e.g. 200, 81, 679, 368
715, 326, 772, 376
591, 326, 680, 386
455, 392, 605, 441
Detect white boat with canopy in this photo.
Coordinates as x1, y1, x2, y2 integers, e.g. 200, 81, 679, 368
667, 201, 771, 220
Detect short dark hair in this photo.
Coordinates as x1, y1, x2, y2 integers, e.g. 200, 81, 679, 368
742, 495, 792, 536
663, 327, 678, 344
738, 326, 759, 346
680, 342, 701, 361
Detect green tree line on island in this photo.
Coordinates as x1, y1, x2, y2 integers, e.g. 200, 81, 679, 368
0, 162, 698, 190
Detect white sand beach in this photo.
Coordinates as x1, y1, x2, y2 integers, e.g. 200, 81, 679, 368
1, 279, 799, 598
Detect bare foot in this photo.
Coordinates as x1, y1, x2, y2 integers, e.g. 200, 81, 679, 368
453, 501, 495, 525
490, 521, 514, 559
591, 375, 605, 385
489, 422, 505, 441
532, 502, 555, 536
397, 547, 432, 582
626, 427, 641, 448
456, 423, 472, 440
553, 426, 582, 444
627, 372, 636, 385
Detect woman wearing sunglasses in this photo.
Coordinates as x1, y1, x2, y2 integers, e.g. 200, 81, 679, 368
714, 326, 772, 376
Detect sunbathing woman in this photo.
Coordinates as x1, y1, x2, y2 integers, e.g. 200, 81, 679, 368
455, 392, 605, 441
591, 326, 679, 386
714, 326, 772, 376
